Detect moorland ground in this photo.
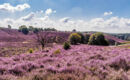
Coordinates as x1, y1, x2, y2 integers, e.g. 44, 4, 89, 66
0, 28, 130, 80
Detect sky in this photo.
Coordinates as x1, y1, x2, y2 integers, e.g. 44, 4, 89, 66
0, 0, 130, 33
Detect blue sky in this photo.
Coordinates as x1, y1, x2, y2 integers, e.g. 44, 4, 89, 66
1, 0, 130, 18
0, 0, 130, 33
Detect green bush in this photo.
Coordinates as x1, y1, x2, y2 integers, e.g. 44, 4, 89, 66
63, 42, 71, 50
88, 32, 109, 46
69, 33, 81, 45
29, 48, 33, 53
84, 34, 90, 44
18, 25, 29, 35
77, 32, 85, 44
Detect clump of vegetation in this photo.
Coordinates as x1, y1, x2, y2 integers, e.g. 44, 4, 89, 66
63, 42, 71, 50
69, 33, 81, 45
77, 32, 85, 44
8, 25, 12, 29
36, 32, 48, 49
43, 28, 57, 31
18, 25, 29, 35
29, 48, 33, 53
53, 49, 61, 55
88, 32, 109, 46
33, 28, 43, 33
84, 34, 90, 44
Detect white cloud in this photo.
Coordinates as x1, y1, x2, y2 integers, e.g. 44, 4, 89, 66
104, 11, 113, 16
0, 3, 30, 12
21, 12, 35, 21
45, 8, 56, 15
59, 17, 71, 23
0, 9, 130, 33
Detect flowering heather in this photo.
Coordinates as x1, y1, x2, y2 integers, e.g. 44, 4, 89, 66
0, 44, 129, 80
0, 29, 130, 80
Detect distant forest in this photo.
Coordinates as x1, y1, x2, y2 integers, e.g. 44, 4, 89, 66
111, 33, 130, 41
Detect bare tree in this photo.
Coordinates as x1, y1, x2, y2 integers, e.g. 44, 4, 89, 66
36, 32, 49, 49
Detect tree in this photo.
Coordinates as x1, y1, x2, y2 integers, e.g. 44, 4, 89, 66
77, 32, 85, 44
19, 25, 29, 35
43, 28, 57, 31
84, 34, 90, 44
28, 26, 34, 31
69, 33, 81, 45
72, 29, 76, 32
35, 32, 50, 49
88, 32, 109, 46
8, 25, 11, 29
33, 28, 39, 33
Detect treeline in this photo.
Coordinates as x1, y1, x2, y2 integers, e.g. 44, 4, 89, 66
112, 34, 130, 41
18, 25, 57, 34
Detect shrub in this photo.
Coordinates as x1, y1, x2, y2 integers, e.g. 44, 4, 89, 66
28, 26, 34, 31
53, 49, 61, 55
33, 28, 39, 33
29, 48, 33, 53
63, 42, 71, 50
109, 56, 130, 71
84, 34, 90, 44
43, 28, 57, 31
77, 32, 85, 44
69, 33, 81, 45
19, 25, 29, 35
88, 32, 109, 46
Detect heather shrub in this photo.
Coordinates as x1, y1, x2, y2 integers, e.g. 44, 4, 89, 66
88, 32, 109, 46
29, 48, 33, 53
47, 73, 80, 80
77, 32, 85, 44
32, 75, 43, 80
53, 49, 61, 55
63, 42, 71, 50
109, 56, 130, 71
69, 33, 81, 45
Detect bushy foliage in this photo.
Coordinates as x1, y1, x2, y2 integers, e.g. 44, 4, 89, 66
63, 42, 71, 50
88, 33, 109, 46
18, 25, 29, 35
28, 26, 34, 31
53, 49, 61, 55
43, 28, 57, 31
8, 25, 11, 29
77, 32, 85, 44
33, 28, 43, 33
84, 34, 90, 44
69, 33, 81, 45
33, 28, 39, 33
29, 48, 33, 53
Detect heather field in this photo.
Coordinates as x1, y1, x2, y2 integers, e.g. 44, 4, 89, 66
0, 44, 130, 80
0, 29, 129, 80
1, 0, 130, 80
